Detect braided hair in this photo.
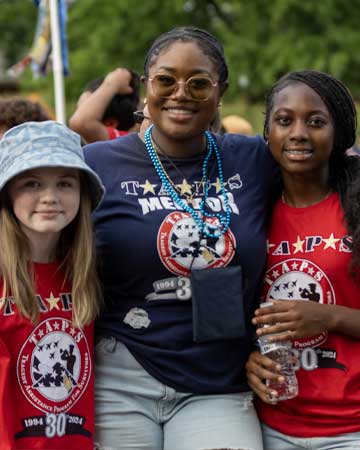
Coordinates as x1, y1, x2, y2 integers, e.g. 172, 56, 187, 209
144, 26, 228, 85
264, 69, 360, 273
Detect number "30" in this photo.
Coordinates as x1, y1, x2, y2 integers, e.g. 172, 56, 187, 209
45, 413, 66, 438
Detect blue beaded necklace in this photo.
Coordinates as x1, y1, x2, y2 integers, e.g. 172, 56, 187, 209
144, 125, 231, 238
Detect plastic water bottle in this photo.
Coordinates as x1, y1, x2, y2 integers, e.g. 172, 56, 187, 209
257, 302, 298, 401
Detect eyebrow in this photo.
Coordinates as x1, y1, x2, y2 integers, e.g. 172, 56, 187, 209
273, 107, 330, 116
58, 173, 79, 179
154, 66, 213, 76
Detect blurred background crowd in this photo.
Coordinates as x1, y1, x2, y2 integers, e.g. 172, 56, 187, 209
0, 0, 359, 141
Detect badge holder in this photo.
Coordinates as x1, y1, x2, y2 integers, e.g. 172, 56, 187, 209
190, 232, 246, 343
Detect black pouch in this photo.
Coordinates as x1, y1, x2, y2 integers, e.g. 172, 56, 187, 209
191, 265, 246, 343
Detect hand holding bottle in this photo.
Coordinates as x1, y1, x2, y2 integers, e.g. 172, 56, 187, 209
253, 299, 331, 341
255, 302, 298, 401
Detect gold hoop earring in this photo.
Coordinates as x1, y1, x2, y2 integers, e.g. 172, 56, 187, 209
218, 102, 222, 108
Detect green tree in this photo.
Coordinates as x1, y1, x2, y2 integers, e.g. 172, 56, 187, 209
0, 0, 37, 66
219, 0, 360, 99
1, 0, 359, 115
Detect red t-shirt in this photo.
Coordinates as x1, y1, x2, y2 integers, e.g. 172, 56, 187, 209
106, 126, 128, 140
0, 262, 94, 450
257, 193, 360, 437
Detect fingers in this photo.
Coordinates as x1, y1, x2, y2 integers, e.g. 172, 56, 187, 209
256, 322, 294, 340
246, 352, 282, 379
246, 352, 282, 404
253, 311, 292, 327
254, 300, 290, 316
247, 370, 281, 404
105, 68, 134, 94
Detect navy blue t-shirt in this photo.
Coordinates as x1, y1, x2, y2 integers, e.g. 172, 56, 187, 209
84, 132, 276, 394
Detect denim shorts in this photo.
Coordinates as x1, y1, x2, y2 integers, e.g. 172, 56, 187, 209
262, 423, 360, 450
94, 336, 263, 450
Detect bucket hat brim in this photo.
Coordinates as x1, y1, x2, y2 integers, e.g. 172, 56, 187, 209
0, 121, 105, 209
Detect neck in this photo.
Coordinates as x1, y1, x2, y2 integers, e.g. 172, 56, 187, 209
25, 232, 60, 263
150, 127, 206, 158
282, 173, 331, 208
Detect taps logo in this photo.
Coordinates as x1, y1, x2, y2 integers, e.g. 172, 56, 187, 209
263, 258, 336, 349
157, 212, 235, 276
17, 317, 91, 414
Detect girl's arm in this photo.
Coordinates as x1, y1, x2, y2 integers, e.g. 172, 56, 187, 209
253, 300, 360, 340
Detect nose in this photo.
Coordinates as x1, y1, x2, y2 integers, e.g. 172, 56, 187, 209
40, 187, 59, 204
170, 80, 190, 100
289, 119, 309, 142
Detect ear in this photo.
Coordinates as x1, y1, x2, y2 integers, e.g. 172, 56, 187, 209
219, 81, 229, 97
264, 128, 269, 145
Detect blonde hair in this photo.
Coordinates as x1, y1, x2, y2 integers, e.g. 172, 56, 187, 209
0, 175, 102, 327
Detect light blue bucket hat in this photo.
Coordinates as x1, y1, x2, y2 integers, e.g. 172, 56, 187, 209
0, 120, 105, 210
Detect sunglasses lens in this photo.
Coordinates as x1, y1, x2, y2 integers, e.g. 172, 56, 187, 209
133, 111, 145, 124
151, 75, 177, 97
187, 77, 213, 100
151, 75, 215, 101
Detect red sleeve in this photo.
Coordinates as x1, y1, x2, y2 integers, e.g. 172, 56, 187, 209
106, 127, 128, 140
0, 338, 15, 450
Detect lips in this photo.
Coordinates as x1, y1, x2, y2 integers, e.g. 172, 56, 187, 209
36, 210, 61, 213
284, 148, 314, 160
163, 104, 196, 119
285, 148, 313, 154
165, 106, 195, 115
35, 210, 62, 216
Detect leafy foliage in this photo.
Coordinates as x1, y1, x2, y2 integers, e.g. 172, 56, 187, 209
0, 0, 37, 66
1, 0, 360, 118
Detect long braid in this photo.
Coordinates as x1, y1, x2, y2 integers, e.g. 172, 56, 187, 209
264, 69, 360, 273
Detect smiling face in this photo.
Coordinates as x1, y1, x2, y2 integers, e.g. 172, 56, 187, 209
7, 167, 81, 250
267, 82, 335, 179
145, 41, 222, 146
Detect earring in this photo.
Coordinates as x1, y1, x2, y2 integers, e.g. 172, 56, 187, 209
218, 101, 222, 108
143, 98, 147, 104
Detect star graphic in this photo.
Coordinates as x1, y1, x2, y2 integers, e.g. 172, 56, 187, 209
323, 233, 340, 250
176, 179, 192, 196
293, 236, 305, 254
46, 292, 60, 311
291, 262, 299, 270
140, 179, 156, 195
53, 321, 60, 330
266, 240, 276, 253
38, 329, 44, 338
211, 177, 222, 193
271, 270, 279, 278
307, 267, 315, 275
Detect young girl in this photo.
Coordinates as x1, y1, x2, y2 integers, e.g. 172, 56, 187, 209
0, 120, 104, 450
246, 70, 360, 449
